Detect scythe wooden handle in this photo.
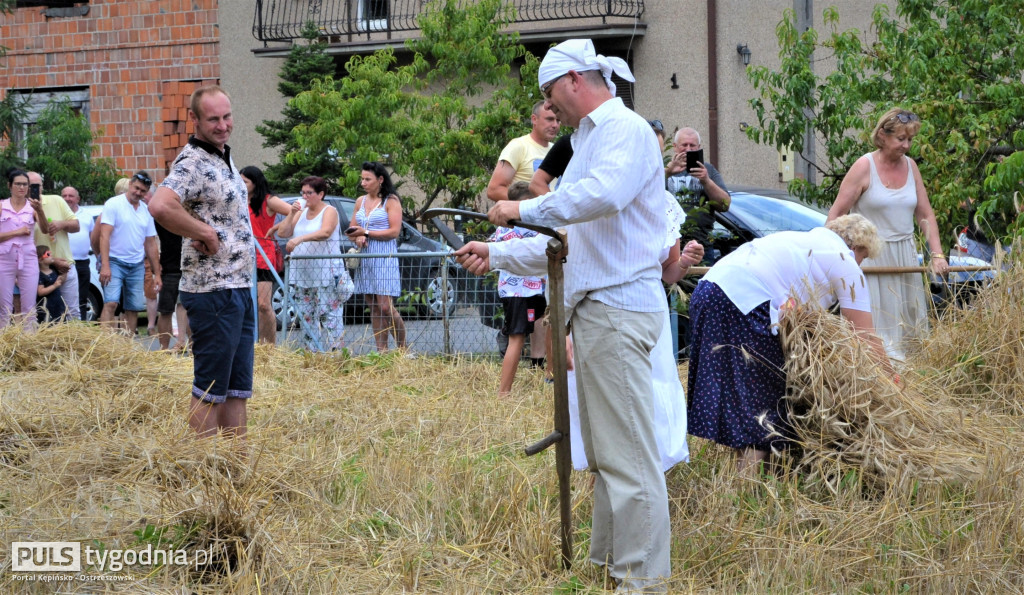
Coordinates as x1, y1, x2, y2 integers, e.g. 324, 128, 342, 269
686, 265, 994, 276
423, 208, 574, 568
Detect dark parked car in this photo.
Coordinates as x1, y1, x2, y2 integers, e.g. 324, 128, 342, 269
271, 196, 464, 326
474, 191, 831, 332
674, 190, 993, 356
703, 191, 989, 299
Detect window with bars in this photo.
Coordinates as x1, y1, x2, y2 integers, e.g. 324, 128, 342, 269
7, 88, 90, 161
357, 0, 389, 32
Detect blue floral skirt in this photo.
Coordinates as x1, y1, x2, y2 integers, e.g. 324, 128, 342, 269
686, 280, 788, 451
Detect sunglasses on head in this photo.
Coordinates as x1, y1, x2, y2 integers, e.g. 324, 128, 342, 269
132, 173, 152, 186
648, 119, 664, 133
889, 112, 919, 124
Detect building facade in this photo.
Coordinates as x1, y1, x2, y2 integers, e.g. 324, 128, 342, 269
3, 0, 894, 195
231, 0, 893, 194
1, 0, 220, 184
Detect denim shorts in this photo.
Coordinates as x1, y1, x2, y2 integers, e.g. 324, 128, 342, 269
103, 257, 146, 311
180, 288, 255, 404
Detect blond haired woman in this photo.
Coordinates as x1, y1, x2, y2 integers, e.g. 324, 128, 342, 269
827, 108, 948, 360
686, 215, 890, 472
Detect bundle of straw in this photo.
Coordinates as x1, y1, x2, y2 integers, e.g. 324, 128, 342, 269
778, 306, 994, 494
914, 259, 1024, 415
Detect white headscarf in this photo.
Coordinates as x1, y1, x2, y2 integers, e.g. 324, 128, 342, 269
538, 39, 635, 96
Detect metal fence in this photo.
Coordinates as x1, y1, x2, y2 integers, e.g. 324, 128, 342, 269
272, 250, 694, 360
276, 250, 509, 356
253, 0, 646, 44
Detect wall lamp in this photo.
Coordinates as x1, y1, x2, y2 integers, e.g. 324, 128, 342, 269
737, 43, 751, 66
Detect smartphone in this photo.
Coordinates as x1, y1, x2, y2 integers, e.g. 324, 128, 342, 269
29, 183, 41, 200
685, 149, 704, 173
345, 226, 358, 235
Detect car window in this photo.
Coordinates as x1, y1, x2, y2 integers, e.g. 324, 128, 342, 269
327, 198, 356, 223
727, 192, 825, 235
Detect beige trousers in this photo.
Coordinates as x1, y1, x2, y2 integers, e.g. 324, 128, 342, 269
572, 297, 670, 592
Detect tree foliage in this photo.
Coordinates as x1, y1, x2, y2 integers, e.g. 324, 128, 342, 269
23, 100, 120, 204
1, 98, 118, 203
287, 0, 541, 216
0, 93, 28, 195
0, 0, 12, 60
255, 21, 340, 191
746, 0, 1024, 243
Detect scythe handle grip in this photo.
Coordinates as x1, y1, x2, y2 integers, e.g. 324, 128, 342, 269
524, 430, 563, 456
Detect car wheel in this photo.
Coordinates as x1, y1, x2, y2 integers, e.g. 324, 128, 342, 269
84, 287, 103, 322
271, 280, 299, 330
419, 268, 458, 319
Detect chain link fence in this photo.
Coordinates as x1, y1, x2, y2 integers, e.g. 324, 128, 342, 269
274, 250, 510, 356
269, 250, 692, 360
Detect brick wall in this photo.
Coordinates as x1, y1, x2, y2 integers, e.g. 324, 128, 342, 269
0, 0, 220, 181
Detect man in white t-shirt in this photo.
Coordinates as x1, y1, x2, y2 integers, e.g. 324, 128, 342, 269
97, 171, 161, 334
485, 100, 559, 202
62, 186, 95, 320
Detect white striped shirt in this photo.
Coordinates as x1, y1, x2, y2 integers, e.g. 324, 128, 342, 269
490, 97, 666, 315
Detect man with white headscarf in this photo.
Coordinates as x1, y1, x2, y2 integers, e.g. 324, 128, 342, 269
455, 39, 672, 591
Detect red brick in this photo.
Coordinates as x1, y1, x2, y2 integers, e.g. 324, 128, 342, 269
0, 0, 219, 177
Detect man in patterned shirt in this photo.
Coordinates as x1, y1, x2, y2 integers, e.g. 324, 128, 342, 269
150, 85, 255, 439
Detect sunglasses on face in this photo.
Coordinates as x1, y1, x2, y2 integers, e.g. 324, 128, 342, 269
541, 73, 568, 99
889, 112, 919, 124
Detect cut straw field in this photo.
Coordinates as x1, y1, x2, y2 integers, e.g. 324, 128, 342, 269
2, 265, 1024, 593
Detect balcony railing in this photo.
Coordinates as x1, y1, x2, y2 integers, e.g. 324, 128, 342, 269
253, 0, 645, 44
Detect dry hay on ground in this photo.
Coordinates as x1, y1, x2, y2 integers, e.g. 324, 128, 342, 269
0, 324, 591, 593
5, 271, 1024, 594
913, 258, 1024, 415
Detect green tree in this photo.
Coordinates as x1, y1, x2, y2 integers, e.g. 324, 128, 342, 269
0, 93, 28, 197
0, 0, 12, 61
287, 0, 541, 216
255, 21, 340, 192
746, 0, 1024, 243
24, 100, 120, 204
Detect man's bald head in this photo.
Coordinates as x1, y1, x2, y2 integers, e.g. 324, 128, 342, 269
61, 186, 81, 211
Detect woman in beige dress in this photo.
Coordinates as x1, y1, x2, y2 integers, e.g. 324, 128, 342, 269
827, 107, 949, 360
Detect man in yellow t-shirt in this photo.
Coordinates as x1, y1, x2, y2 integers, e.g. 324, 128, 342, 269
484, 101, 560, 370
485, 100, 559, 202
29, 171, 81, 319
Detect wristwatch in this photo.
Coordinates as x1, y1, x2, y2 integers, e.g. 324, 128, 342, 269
364, 230, 370, 238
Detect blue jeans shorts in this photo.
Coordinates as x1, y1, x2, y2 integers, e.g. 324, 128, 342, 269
180, 288, 255, 404
103, 257, 145, 311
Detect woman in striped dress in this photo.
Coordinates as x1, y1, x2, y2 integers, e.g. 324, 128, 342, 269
346, 161, 407, 351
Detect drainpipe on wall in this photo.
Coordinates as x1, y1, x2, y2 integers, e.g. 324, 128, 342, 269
797, 0, 815, 184
706, 0, 719, 166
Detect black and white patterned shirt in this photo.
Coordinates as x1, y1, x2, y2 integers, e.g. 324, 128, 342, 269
160, 137, 254, 292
